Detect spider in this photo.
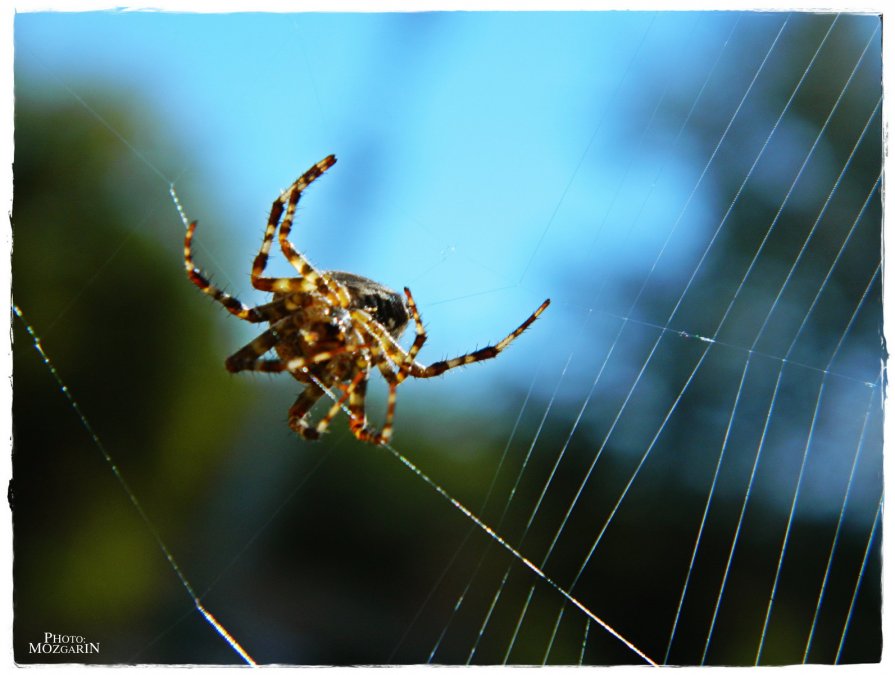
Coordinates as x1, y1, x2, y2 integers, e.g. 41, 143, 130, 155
183, 155, 550, 445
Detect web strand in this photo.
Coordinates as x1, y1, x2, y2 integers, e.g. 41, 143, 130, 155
701, 183, 881, 663
664, 65, 882, 664
754, 256, 882, 664
555, 21, 877, 656
523, 15, 804, 578
434, 14, 880, 664
802, 381, 879, 662
12, 305, 258, 667
379, 440, 658, 666
463, 317, 592, 664
834, 497, 881, 664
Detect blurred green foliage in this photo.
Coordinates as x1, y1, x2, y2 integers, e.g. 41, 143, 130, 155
12, 94, 251, 661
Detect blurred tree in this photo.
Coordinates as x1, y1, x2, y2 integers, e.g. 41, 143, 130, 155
12, 92, 250, 663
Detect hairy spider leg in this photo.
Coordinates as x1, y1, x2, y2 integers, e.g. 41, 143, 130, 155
331, 335, 400, 446
350, 297, 549, 383
402, 298, 551, 380
286, 364, 370, 442
224, 317, 289, 373
276, 155, 352, 307
247, 155, 348, 306
288, 385, 326, 439
248, 157, 334, 282
402, 287, 428, 363
370, 353, 400, 445
184, 220, 268, 323
303, 364, 372, 442
226, 341, 373, 374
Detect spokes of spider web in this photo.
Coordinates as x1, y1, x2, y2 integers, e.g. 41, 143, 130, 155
418, 14, 881, 665
423, 14, 761, 664
803, 367, 880, 663
426, 11, 780, 661
686, 92, 883, 664
835, 496, 883, 665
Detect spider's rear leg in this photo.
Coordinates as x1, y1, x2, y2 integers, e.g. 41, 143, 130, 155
340, 344, 398, 446
290, 364, 374, 442
405, 298, 551, 379
367, 356, 400, 445
288, 385, 326, 440
318, 359, 385, 445
227, 337, 372, 375
225, 322, 287, 372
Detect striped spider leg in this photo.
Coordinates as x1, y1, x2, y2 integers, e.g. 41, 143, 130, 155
184, 154, 550, 445
370, 287, 551, 383
249, 154, 348, 305
183, 155, 341, 322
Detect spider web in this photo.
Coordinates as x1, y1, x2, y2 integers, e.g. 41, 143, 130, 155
10, 8, 884, 667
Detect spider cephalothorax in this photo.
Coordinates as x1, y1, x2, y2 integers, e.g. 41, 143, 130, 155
184, 155, 550, 444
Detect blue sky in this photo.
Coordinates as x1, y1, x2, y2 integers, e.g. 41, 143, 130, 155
14, 11, 716, 310
14, 10, 882, 419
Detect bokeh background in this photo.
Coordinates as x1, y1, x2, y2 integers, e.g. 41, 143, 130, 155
12, 10, 882, 665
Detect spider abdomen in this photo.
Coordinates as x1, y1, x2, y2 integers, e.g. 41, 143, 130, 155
329, 271, 409, 340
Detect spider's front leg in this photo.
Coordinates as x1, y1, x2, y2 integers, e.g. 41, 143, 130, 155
402, 287, 428, 365
249, 155, 348, 306
184, 220, 268, 323
277, 156, 351, 307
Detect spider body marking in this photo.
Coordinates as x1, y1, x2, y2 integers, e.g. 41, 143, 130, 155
184, 155, 550, 444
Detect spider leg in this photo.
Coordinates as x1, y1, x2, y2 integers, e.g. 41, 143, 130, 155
334, 331, 398, 446
404, 299, 551, 379
287, 385, 326, 440
346, 311, 418, 385
402, 287, 428, 364
370, 356, 400, 445
184, 221, 267, 322
250, 155, 334, 285
313, 366, 369, 440
229, 342, 372, 374
224, 321, 290, 372
276, 156, 352, 307
248, 155, 348, 306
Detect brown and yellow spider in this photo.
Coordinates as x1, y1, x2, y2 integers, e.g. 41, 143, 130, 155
183, 155, 550, 445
